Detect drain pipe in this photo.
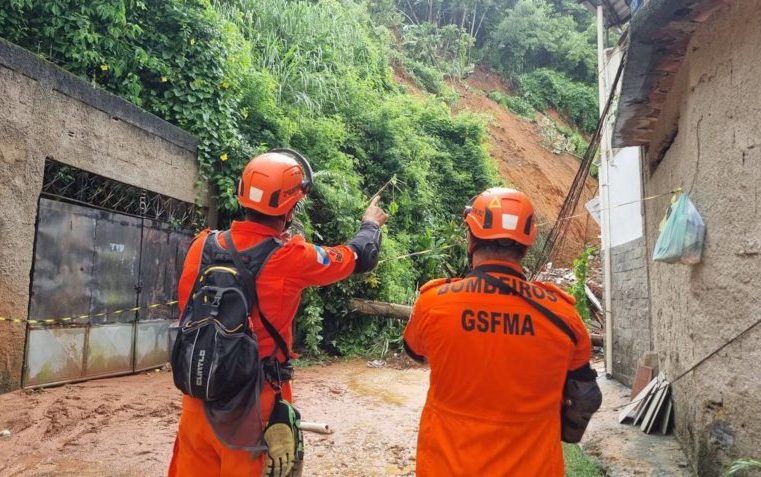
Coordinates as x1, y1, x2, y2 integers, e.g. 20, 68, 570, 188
596, 6, 615, 375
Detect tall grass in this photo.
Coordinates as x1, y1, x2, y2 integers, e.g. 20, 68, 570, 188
214, 0, 390, 114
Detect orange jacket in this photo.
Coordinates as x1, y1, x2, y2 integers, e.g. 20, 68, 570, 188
403, 261, 592, 477
169, 220, 357, 477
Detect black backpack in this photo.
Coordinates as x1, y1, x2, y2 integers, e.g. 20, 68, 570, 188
171, 230, 286, 402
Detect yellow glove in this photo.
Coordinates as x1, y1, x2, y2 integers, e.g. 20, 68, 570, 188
263, 423, 295, 477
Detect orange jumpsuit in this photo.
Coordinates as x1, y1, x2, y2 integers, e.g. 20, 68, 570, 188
403, 261, 592, 477
169, 220, 357, 477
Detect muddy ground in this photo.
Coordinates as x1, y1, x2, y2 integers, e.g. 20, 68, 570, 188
0, 359, 689, 476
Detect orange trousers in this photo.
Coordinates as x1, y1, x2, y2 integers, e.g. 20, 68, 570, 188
168, 384, 291, 477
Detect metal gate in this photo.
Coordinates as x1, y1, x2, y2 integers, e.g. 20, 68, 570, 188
23, 162, 201, 387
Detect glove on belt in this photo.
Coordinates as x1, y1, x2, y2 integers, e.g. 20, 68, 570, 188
262, 394, 304, 477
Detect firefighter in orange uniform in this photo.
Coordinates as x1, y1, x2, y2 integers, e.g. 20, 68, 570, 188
169, 149, 387, 477
403, 188, 601, 477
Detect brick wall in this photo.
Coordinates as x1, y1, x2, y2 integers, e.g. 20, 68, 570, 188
609, 237, 652, 386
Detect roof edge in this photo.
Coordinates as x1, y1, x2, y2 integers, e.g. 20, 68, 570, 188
612, 0, 728, 148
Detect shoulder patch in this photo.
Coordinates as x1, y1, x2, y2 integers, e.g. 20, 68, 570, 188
313, 245, 330, 266
420, 277, 457, 294
534, 281, 576, 305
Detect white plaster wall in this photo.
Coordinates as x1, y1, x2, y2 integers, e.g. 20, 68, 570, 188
608, 147, 644, 247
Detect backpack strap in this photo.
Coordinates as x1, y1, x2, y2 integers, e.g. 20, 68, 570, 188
220, 231, 290, 362
469, 267, 578, 345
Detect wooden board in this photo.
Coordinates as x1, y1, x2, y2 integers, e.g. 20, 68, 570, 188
634, 373, 665, 426
642, 380, 671, 434
631, 365, 654, 399
660, 397, 673, 435
619, 376, 659, 424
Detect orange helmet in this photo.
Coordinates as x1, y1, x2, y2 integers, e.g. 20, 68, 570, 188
463, 187, 537, 246
237, 148, 314, 216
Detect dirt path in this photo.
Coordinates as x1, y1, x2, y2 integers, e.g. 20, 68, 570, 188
0, 360, 689, 476
0, 361, 427, 477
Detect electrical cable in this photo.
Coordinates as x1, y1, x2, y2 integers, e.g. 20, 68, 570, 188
531, 52, 628, 278
600, 313, 761, 412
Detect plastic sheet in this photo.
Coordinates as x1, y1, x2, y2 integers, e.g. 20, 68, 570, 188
653, 193, 706, 264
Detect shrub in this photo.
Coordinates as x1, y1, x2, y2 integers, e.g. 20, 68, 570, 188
0, 0, 500, 358
519, 68, 599, 133
568, 247, 594, 324
487, 90, 536, 119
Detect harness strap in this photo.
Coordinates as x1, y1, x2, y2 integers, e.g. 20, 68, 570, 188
469, 267, 578, 345
220, 231, 291, 363
470, 263, 526, 280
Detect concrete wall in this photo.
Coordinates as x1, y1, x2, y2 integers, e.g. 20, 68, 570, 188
0, 39, 201, 392
599, 42, 652, 387
609, 237, 652, 386
641, 2, 761, 474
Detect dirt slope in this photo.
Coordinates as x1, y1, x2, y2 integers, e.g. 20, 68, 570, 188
396, 67, 599, 265
454, 69, 600, 265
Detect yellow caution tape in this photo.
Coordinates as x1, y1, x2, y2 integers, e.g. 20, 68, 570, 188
0, 300, 179, 326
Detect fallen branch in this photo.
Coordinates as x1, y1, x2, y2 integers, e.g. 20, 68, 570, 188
349, 299, 412, 319
300, 421, 333, 434
350, 299, 604, 347
585, 285, 603, 312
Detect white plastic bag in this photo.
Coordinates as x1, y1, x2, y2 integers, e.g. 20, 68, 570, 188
652, 193, 706, 264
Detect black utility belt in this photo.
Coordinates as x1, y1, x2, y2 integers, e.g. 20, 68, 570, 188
262, 359, 294, 383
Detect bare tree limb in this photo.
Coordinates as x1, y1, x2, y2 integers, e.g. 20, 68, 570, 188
349, 299, 412, 319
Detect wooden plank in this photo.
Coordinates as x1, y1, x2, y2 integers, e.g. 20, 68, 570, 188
660, 396, 673, 435
647, 385, 671, 434
633, 375, 662, 426
619, 376, 658, 423
641, 380, 669, 433
631, 365, 654, 399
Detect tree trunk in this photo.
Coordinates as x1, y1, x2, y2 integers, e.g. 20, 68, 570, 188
405, 0, 420, 24
470, 0, 478, 37
349, 299, 412, 319
474, 8, 488, 41
350, 299, 604, 347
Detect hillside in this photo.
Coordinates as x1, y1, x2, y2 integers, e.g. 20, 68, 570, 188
396, 67, 599, 265
455, 70, 599, 265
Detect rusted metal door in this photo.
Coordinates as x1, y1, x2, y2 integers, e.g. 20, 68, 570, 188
23, 198, 192, 387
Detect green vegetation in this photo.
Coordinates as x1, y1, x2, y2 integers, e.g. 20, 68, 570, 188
0, 0, 597, 357
394, 0, 600, 133
0, 0, 498, 356
568, 246, 594, 324
488, 90, 536, 119
519, 68, 598, 134
536, 116, 590, 158
564, 443, 605, 477
726, 458, 761, 476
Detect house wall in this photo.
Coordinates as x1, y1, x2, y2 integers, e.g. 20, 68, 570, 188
0, 39, 202, 393
641, 2, 761, 473
600, 46, 651, 386
609, 236, 651, 385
